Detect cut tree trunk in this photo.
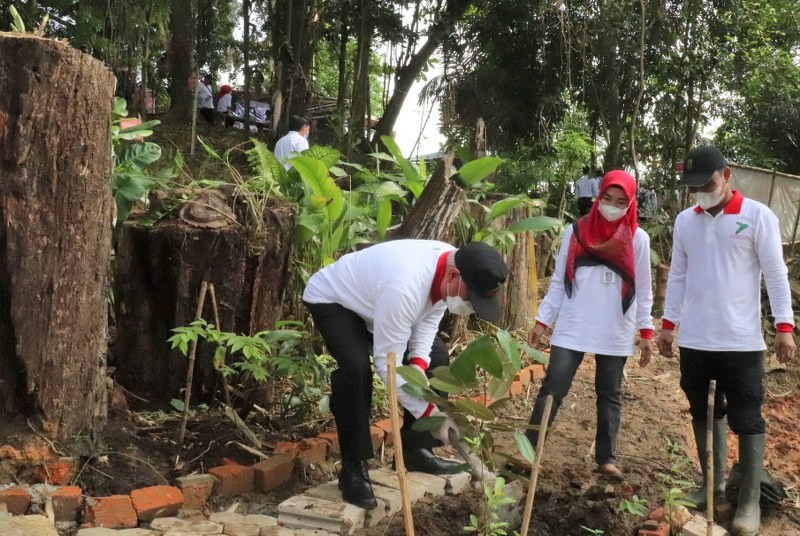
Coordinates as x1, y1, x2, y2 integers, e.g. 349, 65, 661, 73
392, 154, 464, 243
112, 192, 295, 402
0, 33, 114, 440
493, 206, 538, 330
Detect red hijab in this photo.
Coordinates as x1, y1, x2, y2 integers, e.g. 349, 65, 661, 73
217, 85, 233, 100
565, 169, 638, 313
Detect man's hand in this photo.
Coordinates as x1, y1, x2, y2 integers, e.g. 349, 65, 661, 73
657, 329, 675, 358
774, 332, 796, 364
527, 323, 547, 348
429, 408, 459, 445
639, 338, 653, 367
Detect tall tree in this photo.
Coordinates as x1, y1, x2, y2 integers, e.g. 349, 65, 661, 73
167, 0, 197, 121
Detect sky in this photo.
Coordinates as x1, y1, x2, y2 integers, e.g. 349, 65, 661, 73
391, 72, 445, 159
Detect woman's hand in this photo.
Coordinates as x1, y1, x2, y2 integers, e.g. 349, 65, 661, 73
527, 323, 547, 348
638, 338, 653, 367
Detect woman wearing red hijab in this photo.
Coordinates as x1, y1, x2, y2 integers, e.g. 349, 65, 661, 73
525, 170, 654, 477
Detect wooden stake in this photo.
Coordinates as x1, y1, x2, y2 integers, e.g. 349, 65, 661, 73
208, 283, 232, 407
387, 352, 415, 536
520, 394, 554, 536
706, 379, 717, 536
176, 281, 208, 453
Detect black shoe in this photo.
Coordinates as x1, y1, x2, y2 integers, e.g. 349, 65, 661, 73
402, 448, 467, 475
338, 459, 378, 510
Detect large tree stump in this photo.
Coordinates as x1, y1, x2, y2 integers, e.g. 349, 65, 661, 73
0, 33, 114, 440
112, 193, 295, 402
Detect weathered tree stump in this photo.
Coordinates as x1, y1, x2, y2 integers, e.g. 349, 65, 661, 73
0, 33, 114, 440
112, 192, 295, 402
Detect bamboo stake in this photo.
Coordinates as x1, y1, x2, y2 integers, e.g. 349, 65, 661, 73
520, 394, 554, 536
706, 380, 717, 536
208, 283, 232, 407
387, 352, 415, 536
176, 281, 208, 453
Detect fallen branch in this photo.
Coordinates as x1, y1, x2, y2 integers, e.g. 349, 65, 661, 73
224, 405, 262, 449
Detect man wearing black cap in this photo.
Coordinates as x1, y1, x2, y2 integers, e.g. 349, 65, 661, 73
303, 239, 508, 510
657, 145, 795, 536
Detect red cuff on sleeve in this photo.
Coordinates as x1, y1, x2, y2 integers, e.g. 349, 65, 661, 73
776, 323, 794, 333
535, 320, 548, 329
661, 319, 676, 330
408, 357, 429, 371
421, 403, 435, 418
639, 329, 654, 340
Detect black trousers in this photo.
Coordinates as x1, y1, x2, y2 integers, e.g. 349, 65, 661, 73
577, 197, 593, 216
527, 346, 628, 465
305, 302, 449, 462
679, 347, 765, 435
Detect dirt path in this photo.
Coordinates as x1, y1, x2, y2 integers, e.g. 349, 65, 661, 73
367, 348, 800, 535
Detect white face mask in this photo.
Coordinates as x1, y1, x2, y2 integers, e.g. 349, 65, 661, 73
445, 279, 475, 316
598, 203, 627, 222
693, 185, 725, 210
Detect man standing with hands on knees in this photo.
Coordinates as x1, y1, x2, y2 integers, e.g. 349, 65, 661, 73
304, 240, 508, 509
657, 145, 796, 536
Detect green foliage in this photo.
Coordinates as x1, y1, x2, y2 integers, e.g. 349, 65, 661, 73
464, 476, 517, 536
8, 6, 24, 32
618, 495, 648, 517
111, 97, 167, 237
579, 527, 605, 536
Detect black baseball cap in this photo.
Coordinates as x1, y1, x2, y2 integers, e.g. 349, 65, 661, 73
679, 146, 727, 187
454, 242, 509, 322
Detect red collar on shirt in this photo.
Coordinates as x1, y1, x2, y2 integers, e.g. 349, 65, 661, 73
429, 251, 450, 303
693, 190, 744, 215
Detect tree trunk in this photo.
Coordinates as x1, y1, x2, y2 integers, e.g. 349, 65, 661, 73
243, 0, 251, 132
167, 0, 196, 121
392, 154, 464, 242
113, 193, 295, 402
0, 33, 113, 440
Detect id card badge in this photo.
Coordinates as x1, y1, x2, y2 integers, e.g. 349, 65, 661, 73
602, 267, 615, 284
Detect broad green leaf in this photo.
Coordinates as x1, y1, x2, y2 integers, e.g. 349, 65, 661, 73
113, 96, 128, 117
514, 432, 536, 463
293, 155, 344, 221
118, 119, 161, 134
450, 335, 494, 383
380, 135, 419, 184
457, 156, 503, 186
473, 345, 503, 379
397, 365, 428, 389
368, 152, 396, 162
119, 142, 161, 169
487, 359, 516, 400
429, 376, 467, 394
520, 342, 550, 365
495, 330, 521, 371
454, 398, 496, 421
354, 181, 406, 198
303, 145, 341, 170
431, 366, 479, 389
488, 197, 526, 222
650, 248, 661, 266
376, 198, 392, 238
508, 216, 563, 234
411, 415, 445, 432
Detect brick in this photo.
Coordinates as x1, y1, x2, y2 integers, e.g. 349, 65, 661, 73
514, 370, 531, 386
261, 528, 337, 536
243, 514, 278, 528
527, 364, 546, 380
405, 471, 446, 496
118, 530, 160, 535
0, 486, 32, 515
52, 486, 82, 522
274, 441, 301, 458
277, 495, 365, 534
85, 495, 137, 529
369, 426, 384, 451
130, 485, 183, 522
317, 433, 340, 456
680, 514, 729, 536
297, 438, 328, 467
223, 522, 260, 536
442, 472, 471, 495
367, 468, 427, 503
252, 455, 294, 493
507, 380, 523, 397
647, 506, 665, 521
174, 474, 214, 510
638, 520, 670, 536
76, 529, 120, 536
0, 514, 59, 535
208, 463, 255, 498
36, 458, 76, 485
150, 516, 223, 533
373, 419, 395, 446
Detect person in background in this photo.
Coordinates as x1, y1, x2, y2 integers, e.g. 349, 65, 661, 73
215, 85, 234, 126
526, 170, 654, 478
304, 240, 508, 509
575, 165, 599, 216
196, 74, 214, 124
274, 115, 311, 170
656, 145, 795, 536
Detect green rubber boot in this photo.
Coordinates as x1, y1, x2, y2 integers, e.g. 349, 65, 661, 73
685, 419, 727, 510
731, 434, 765, 536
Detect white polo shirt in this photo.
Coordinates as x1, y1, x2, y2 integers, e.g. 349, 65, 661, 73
663, 192, 794, 351
304, 240, 454, 418
274, 131, 310, 170
537, 225, 654, 356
